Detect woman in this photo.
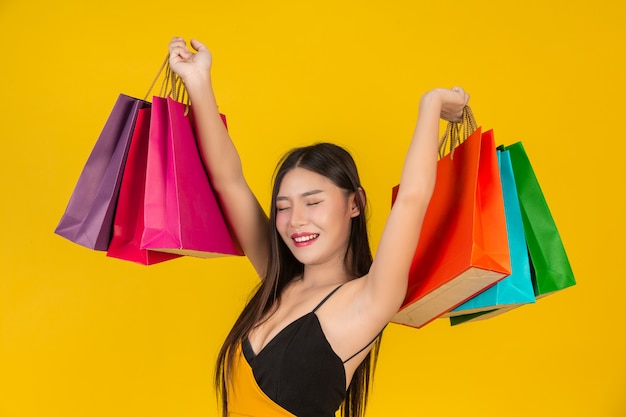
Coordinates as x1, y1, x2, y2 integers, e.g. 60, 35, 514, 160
168, 37, 469, 417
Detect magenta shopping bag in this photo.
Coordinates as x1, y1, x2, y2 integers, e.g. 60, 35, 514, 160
140, 96, 242, 257
106, 107, 182, 265
55, 94, 150, 250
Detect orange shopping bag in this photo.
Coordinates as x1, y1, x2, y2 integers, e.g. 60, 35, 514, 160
391, 113, 511, 328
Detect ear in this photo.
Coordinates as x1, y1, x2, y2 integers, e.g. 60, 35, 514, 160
349, 187, 366, 218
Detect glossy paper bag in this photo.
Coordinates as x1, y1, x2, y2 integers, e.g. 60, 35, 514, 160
55, 94, 150, 250
447, 149, 536, 323
106, 107, 182, 265
505, 142, 575, 297
392, 128, 511, 328
141, 96, 242, 258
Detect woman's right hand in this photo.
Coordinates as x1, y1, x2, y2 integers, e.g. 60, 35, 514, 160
168, 37, 213, 86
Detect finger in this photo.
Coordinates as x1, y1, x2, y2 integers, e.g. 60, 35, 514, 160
451, 86, 464, 95
169, 37, 187, 51
170, 45, 190, 57
451, 86, 469, 106
169, 37, 193, 58
190, 38, 209, 52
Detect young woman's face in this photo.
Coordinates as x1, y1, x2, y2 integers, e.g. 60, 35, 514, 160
275, 167, 359, 268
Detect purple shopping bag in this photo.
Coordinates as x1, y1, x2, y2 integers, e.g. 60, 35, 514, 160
140, 96, 242, 258
55, 94, 150, 250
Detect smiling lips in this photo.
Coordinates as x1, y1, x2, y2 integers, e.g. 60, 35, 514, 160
292, 233, 319, 246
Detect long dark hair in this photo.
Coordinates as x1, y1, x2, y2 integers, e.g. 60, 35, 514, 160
215, 143, 381, 417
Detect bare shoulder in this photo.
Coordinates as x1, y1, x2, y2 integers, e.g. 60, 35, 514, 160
314, 276, 386, 360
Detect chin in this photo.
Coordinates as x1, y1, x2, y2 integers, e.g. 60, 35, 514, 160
290, 251, 321, 267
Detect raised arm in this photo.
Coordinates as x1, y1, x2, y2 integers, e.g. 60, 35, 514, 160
169, 38, 270, 277
362, 87, 469, 324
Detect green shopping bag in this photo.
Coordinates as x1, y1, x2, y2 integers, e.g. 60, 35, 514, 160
505, 142, 576, 297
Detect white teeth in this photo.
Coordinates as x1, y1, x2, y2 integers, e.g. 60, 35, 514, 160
294, 234, 319, 243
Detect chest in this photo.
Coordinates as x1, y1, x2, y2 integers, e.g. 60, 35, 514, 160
248, 298, 314, 355
241, 315, 347, 417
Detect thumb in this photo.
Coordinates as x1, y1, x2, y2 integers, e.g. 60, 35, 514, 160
190, 38, 209, 52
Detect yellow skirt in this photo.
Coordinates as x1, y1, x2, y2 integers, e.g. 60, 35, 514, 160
227, 343, 296, 417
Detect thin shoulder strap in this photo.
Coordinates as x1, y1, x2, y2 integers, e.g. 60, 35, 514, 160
342, 326, 386, 364
311, 284, 344, 313
310, 284, 385, 363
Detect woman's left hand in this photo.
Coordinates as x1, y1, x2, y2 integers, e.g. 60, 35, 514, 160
433, 86, 470, 122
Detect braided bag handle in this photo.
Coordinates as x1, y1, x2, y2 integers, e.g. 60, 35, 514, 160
143, 54, 190, 113
438, 106, 478, 159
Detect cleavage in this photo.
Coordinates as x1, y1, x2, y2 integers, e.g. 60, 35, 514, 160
248, 301, 315, 355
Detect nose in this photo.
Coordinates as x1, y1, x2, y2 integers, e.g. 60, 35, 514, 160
289, 203, 308, 228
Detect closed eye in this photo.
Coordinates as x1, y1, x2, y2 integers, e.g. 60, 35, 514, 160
306, 201, 322, 207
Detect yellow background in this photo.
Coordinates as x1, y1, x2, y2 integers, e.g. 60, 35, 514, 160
1, 0, 625, 416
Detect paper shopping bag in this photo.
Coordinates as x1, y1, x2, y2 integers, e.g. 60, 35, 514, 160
504, 142, 576, 297
106, 107, 182, 265
391, 128, 511, 328
55, 94, 150, 250
140, 96, 243, 257
449, 308, 499, 325
446, 149, 535, 320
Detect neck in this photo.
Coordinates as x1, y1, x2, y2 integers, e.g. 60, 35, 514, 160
299, 260, 353, 289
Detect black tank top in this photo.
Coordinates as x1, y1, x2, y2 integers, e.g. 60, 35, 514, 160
242, 285, 376, 417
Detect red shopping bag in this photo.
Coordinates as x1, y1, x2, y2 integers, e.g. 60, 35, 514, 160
106, 107, 182, 265
140, 96, 243, 258
391, 127, 511, 328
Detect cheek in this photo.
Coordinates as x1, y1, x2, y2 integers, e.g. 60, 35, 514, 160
311, 205, 341, 228
275, 212, 289, 232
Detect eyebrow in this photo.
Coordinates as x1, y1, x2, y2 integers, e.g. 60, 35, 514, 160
276, 189, 325, 201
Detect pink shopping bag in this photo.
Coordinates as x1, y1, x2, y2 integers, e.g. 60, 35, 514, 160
141, 96, 243, 258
